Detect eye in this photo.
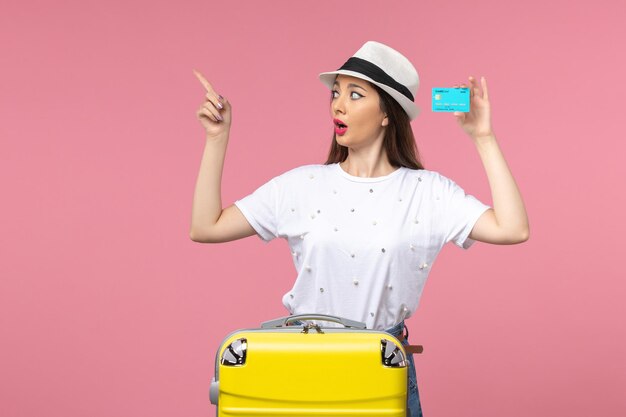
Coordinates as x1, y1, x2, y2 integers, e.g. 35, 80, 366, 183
330, 90, 363, 100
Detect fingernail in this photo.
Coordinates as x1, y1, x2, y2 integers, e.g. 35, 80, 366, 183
217, 114, 223, 121
218, 94, 224, 101
217, 102, 223, 109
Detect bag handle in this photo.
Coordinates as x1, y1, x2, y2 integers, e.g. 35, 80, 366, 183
260, 314, 367, 329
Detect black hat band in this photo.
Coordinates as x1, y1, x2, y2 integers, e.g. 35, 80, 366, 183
337, 57, 414, 102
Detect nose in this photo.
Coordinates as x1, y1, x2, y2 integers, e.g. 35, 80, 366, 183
331, 92, 346, 115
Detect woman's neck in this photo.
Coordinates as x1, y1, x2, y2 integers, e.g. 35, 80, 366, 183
339, 152, 396, 178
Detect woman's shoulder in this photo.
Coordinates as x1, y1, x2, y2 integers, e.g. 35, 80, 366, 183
400, 167, 462, 189
276, 163, 336, 178
401, 166, 445, 180
271, 163, 335, 184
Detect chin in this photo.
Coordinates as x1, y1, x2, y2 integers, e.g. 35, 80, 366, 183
335, 134, 352, 147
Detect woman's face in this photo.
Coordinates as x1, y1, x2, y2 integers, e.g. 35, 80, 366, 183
330, 74, 388, 149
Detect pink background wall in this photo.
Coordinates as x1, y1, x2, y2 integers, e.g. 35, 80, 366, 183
2, 0, 625, 416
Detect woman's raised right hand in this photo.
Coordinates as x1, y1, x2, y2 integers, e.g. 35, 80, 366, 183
193, 69, 232, 139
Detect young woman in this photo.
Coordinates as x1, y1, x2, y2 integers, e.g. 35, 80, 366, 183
190, 41, 529, 417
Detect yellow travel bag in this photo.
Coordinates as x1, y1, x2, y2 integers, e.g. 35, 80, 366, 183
210, 314, 408, 416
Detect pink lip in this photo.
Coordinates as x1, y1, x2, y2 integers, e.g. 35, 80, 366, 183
334, 118, 348, 135
335, 125, 347, 135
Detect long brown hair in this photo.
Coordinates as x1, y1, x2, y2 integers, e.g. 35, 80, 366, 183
324, 81, 424, 170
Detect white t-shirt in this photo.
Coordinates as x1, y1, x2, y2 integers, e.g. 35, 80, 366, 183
234, 163, 491, 330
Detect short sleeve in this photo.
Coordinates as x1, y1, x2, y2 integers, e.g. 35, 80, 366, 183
234, 178, 280, 242
437, 174, 491, 250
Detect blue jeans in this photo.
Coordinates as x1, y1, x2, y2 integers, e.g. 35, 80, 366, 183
287, 319, 424, 417
384, 321, 424, 417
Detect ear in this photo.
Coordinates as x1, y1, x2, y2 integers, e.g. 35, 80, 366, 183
382, 115, 389, 127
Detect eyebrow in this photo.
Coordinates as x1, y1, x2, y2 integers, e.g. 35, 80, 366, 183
333, 80, 367, 91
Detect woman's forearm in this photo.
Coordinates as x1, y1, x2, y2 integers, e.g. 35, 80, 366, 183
473, 133, 529, 238
189, 132, 229, 240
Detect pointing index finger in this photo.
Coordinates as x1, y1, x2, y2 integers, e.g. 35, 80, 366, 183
193, 69, 214, 92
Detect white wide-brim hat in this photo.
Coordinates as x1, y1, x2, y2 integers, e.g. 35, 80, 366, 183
319, 41, 420, 120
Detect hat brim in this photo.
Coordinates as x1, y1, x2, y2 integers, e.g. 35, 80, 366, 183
319, 70, 420, 120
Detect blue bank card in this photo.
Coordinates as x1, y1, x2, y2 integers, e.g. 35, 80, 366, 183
432, 87, 470, 112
